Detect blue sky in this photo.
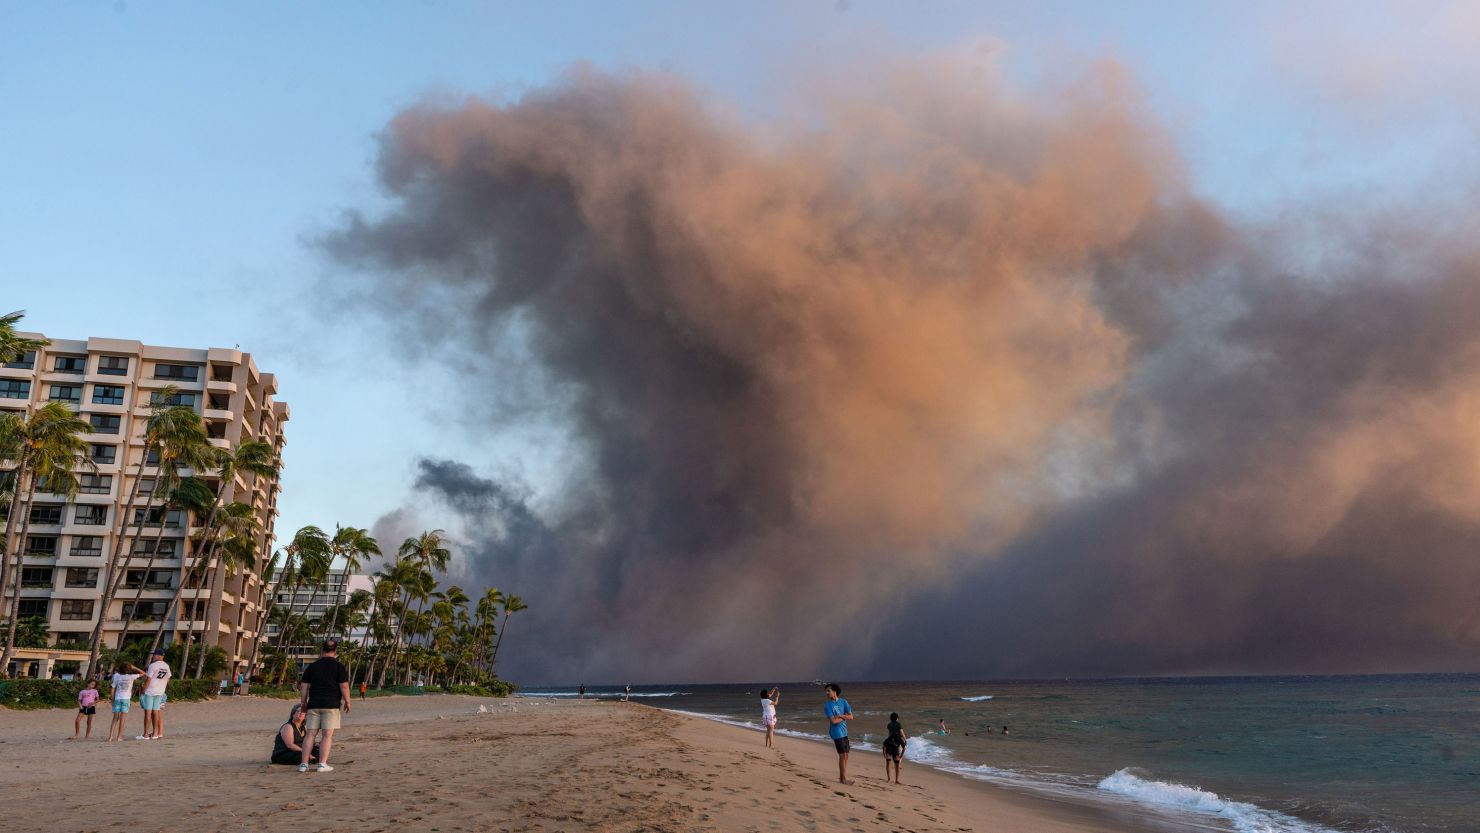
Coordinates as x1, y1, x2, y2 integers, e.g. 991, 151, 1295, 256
2, 0, 1473, 555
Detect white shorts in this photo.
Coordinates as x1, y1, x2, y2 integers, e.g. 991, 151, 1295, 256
763, 715, 777, 727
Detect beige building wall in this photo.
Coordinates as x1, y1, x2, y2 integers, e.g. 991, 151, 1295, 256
0, 335, 287, 676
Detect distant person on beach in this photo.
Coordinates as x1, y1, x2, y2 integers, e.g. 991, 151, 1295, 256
137, 647, 171, 740
760, 687, 780, 748
579, 683, 586, 700
271, 704, 319, 765
823, 683, 854, 785
883, 712, 908, 784
297, 638, 351, 773
73, 679, 99, 740
1002, 726, 1009, 735
624, 685, 632, 702
107, 661, 145, 742
359, 681, 367, 700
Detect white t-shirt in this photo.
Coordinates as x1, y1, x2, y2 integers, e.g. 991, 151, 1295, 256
143, 660, 172, 696
111, 672, 140, 700
761, 698, 776, 719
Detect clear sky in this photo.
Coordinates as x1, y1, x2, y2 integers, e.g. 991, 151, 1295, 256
3, 0, 1475, 583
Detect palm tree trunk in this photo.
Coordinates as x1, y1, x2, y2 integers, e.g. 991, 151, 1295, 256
0, 449, 32, 623
376, 588, 413, 688
150, 494, 223, 651
88, 437, 154, 671
0, 475, 39, 674
488, 611, 512, 673
115, 508, 178, 647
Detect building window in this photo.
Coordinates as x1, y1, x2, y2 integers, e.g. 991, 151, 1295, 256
153, 363, 200, 381
124, 569, 173, 590
78, 473, 112, 494
137, 477, 156, 495
97, 355, 129, 376
59, 599, 94, 621
18, 599, 48, 618
25, 535, 58, 555
121, 601, 167, 621
206, 421, 227, 439
28, 505, 62, 525
88, 413, 121, 434
92, 385, 125, 405
20, 567, 53, 588
70, 536, 103, 556
207, 393, 230, 410
73, 505, 107, 525
0, 379, 31, 400
132, 508, 182, 528
49, 384, 81, 403
150, 390, 198, 407
210, 363, 234, 382
65, 567, 99, 588
4, 350, 36, 370
145, 449, 160, 466
90, 444, 117, 464
131, 538, 178, 557
53, 355, 85, 373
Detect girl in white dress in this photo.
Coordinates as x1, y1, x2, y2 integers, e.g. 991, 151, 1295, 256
760, 687, 780, 748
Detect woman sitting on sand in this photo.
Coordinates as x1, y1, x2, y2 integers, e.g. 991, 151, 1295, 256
271, 704, 319, 765
883, 712, 908, 784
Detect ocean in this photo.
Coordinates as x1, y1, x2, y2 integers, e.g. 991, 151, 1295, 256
518, 675, 1480, 832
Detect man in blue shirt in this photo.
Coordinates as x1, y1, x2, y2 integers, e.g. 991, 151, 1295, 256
823, 683, 854, 785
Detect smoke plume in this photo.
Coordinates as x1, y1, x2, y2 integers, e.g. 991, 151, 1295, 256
326, 59, 1480, 682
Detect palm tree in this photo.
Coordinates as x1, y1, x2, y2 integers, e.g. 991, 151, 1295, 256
87, 397, 205, 672
395, 530, 449, 684
152, 500, 258, 657
269, 526, 329, 684
372, 552, 425, 687
322, 525, 379, 637
1, 403, 93, 674
241, 548, 281, 690
193, 523, 258, 678
488, 593, 528, 675
114, 476, 214, 648
0, 311, 48, 364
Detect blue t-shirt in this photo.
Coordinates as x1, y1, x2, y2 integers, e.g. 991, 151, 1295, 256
824, 698, 851, 739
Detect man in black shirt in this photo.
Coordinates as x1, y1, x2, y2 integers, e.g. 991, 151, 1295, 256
297, 638, 351, 772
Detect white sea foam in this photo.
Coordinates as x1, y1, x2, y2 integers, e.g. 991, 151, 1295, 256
667, 708, 1345, 833
958, 695, 995, 702
516, 691, 688, 698
1098, 769, 1340, 833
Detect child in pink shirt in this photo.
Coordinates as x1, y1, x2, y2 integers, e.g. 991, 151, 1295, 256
73, 680, 100, 740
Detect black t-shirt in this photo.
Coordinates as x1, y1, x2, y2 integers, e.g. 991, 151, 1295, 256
300, 657, 348, 709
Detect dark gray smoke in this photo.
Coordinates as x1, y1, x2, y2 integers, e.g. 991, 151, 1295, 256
329, 61, 1480, 683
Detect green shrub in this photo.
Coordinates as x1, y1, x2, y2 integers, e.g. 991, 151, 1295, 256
0, 676, 221, 711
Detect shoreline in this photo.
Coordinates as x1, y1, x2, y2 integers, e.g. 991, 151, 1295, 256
0, 694, 1228, 832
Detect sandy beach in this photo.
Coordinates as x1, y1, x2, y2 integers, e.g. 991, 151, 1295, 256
0, 696, 1221, 833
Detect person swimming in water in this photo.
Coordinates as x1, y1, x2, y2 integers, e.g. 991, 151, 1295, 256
937, 719, 948, 735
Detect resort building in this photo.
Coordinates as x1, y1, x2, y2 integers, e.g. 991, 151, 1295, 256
0, 336, 287, 678
265, 573, 379, 667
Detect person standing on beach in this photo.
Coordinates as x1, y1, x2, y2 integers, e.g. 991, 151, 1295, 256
359, 681, 367, 700
579, 683, 586, 700
298, 637, 351, 772
106, 661, 145, 742
760, 687, 780, 748
623, 685, 631, 702
823, 683, 854, 785
137, 647, 171, 740
883, 712, 908, 784
73, 679, 100, 740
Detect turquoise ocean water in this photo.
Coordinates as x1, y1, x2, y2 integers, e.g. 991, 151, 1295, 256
520, 675, 1480, 832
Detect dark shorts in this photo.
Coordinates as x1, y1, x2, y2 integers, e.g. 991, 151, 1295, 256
833, 736, 850, 754
883, 739, 904, 760
78, 706, 96, 716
